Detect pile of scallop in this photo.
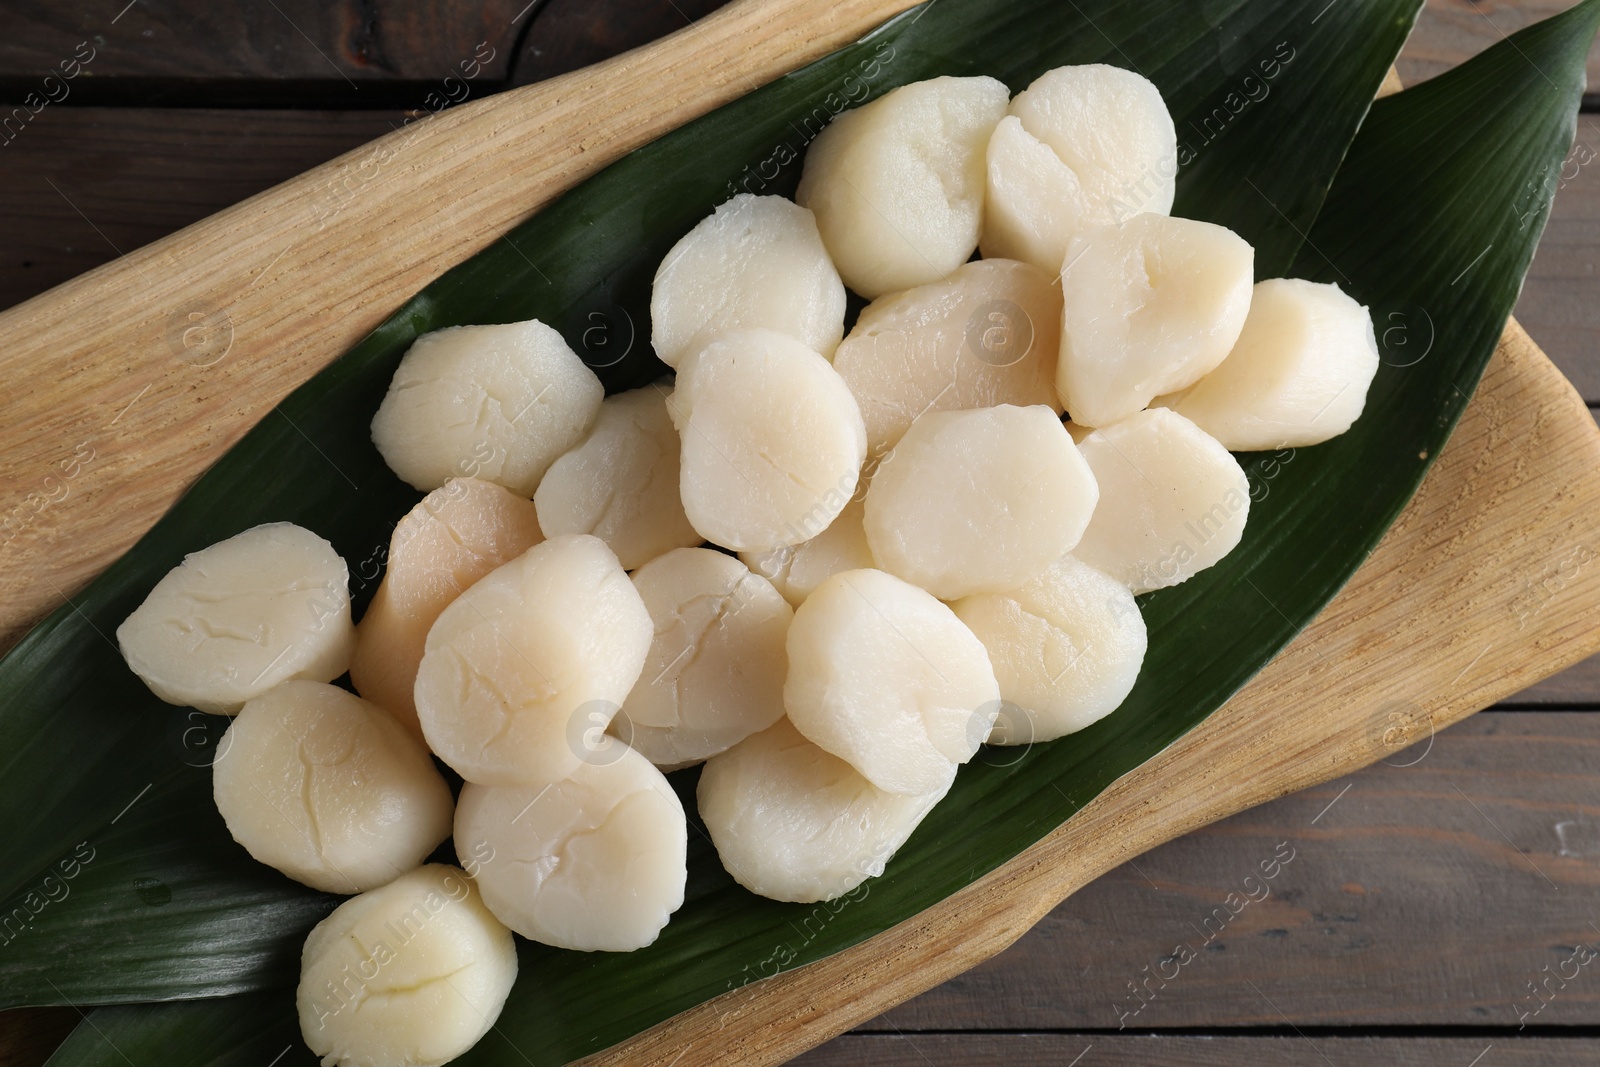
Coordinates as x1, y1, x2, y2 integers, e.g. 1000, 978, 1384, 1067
115, 65, 1378, 1067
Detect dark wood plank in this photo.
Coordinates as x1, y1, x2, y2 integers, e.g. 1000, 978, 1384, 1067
0, 108, 399, 312
3, 0, 1592, 100
796, 1034, 1600, 1066
1502, 650, 1600, 706
509, 0, 733, 85
508, 0, 1598, 96
1517, 158, 1600, 405
0, 1008, 75, 1067
858, 712, 1600, 1032
507, 0, 1600, 105
0, 2, 525, 100
1399, 0, 1600, 98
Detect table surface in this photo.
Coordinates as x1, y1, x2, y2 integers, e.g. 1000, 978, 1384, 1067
1, 1, 1598, 1065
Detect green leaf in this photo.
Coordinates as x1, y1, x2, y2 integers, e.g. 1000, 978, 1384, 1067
44, 992, 312, 1067
24, 0, 1598, 1062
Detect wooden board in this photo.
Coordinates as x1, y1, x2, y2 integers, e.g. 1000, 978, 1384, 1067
3, 3, 1600, 1066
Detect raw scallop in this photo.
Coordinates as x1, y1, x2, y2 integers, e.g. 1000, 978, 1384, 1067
371, 318, 603, 496
116, 522, 354, 715
534, 383, 701, 569
1057, 213, 1254, 428
620, 548, 792, 767
863, 405, 1099, 600
651, 193, 846, 367
797, 76, 1009, 298
1159, 278, 1379, 450
833, 258, 1063, 457
740, 494, 876, 607
214, 681, 454, 894
698, 718, 946, 904
296, 865, 517, 1067
671, 328, 866, 552
454, 743, 687, 952
952, 556, 1146, 743
784, 568, 1000, 796
350, 477, 543, 738
1072, 408, 1250, 593
413, 534, 651, 785
982, 64, 1178, 271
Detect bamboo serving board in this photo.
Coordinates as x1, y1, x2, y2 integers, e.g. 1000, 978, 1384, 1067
1, 3, 1599, 1065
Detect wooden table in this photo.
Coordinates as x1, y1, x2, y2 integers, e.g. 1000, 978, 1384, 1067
1, 1, 1597, 1064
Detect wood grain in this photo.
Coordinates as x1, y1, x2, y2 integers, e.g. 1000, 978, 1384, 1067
1519, 160, 1600, 406
568, 321, 1600, 1063
871, 711, 1600, 1031
0, 109, 400, 315
511, 0, 734, 85
0, 0, 926, 655
1507, 657, 1600, 704
3, 0, 1588, 100
1398, 0, 1600, 96
797, 1034, 1599, 1066
4, 0, 1590, 95
0, 1008, 73, 1067
0, 1, 525, 94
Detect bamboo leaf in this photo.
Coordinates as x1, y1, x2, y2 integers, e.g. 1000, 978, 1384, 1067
44, 992, 309, 1067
